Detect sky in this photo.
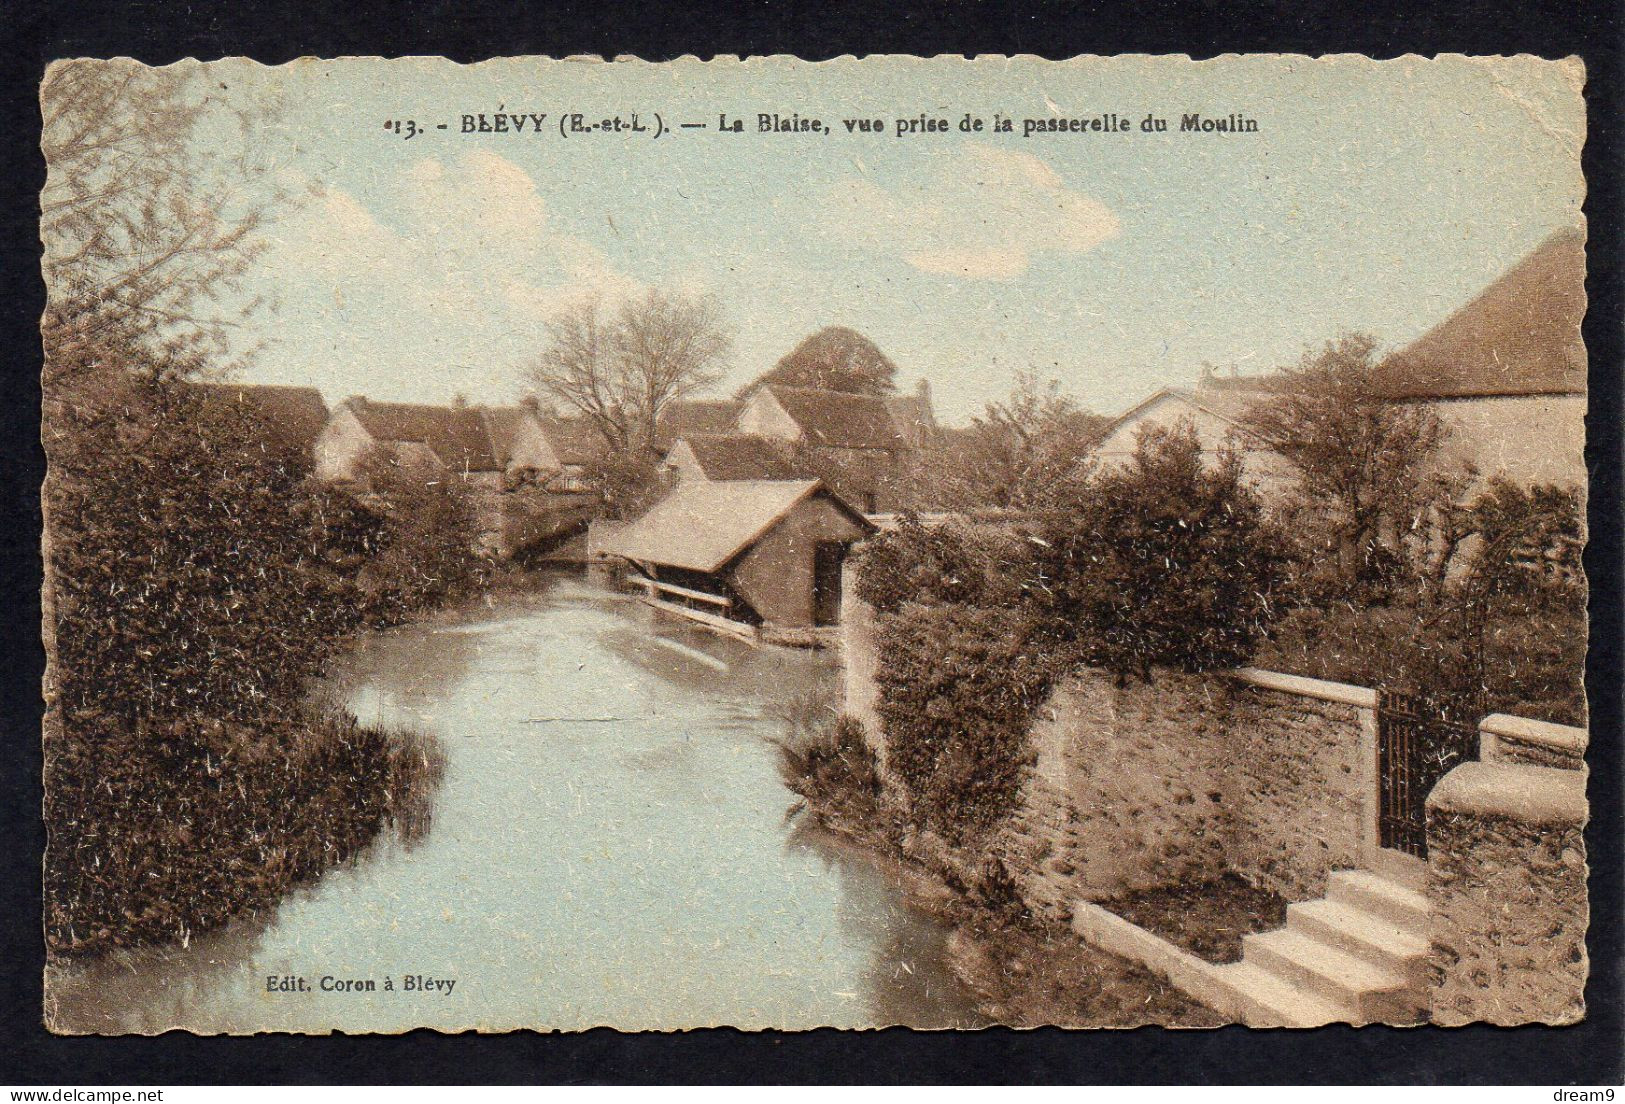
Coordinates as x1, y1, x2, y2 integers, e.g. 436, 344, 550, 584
191, 55, 1584, 423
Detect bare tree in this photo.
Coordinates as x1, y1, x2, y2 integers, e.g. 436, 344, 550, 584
525, 288, 729, 454
1240, 333, 1450, 585
41, 59, 283, 396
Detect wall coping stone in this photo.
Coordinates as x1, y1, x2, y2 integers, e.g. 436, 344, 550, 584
1428, 761, 1588, 826
1481, 713, 1588, 755
1231, 667, 1377, 709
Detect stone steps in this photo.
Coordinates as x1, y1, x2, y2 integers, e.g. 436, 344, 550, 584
1223, 869, 1430, 1026
1211, 961, 1349, 1027
1327, 869, 1431, 930
1287, 898, 1428, 984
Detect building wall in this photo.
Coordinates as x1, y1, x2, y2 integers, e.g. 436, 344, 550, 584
313, 406, 375, 482
1094, 397, 1296, 495
1422, 393, 1587, 489
662, 439, 706, 483
735, 389, 804, 441
727, 494, 867, 627
505, 415, 561, 474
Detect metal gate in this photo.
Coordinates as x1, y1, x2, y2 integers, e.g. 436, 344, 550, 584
1376, 690, 1479, 858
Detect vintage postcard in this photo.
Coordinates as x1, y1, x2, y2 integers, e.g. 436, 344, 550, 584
40, 54, 1588, 1034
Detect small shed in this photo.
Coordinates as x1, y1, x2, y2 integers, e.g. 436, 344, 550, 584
602, 479, 875, 641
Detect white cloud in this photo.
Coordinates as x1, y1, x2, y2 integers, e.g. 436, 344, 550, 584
818, 142, 1119, 280
259, 151, 656, 401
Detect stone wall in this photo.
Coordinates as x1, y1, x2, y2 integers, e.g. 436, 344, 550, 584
1480, 713, 1588, 770
995, 671, 1236, 918
987, 668, 1371, 920
1426, 761, 1589, 1025
1222, 677, 1369, 900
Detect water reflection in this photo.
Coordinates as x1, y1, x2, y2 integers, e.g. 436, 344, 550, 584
47, 576, 980, 1033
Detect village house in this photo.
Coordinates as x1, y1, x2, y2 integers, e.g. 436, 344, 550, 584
314, 397, 599, 557
1094, 228, 1587, 495
652, 398, 746, 453
601, 478, 875, 644
315, 397, 511, 485
733, 382, 937, 514
660, 433, 807, 483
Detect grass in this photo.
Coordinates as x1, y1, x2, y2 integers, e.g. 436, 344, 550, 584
1096, 873, 1290, 964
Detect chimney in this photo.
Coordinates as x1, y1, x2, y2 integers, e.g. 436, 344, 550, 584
915, 378, 931, 403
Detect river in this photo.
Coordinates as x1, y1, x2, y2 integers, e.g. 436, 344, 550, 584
47, 576, 984, 1033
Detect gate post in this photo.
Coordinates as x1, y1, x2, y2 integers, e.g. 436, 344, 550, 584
1425, 760, 1588, 1025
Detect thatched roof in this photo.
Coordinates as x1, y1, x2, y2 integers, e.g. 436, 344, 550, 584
1381, 228, 1586, 399
602, 479, 869, 573
672, 434, 806, 481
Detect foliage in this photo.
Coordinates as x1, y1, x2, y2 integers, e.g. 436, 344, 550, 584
1454, 478, 1585, 601
740, 326, 898, 397
1259, 596, 1586, 726
355, 451, 490, 621
853, 515, 1032, 614
1239, 333, 1454, 587
48, 375, 368, 727
921, 372, 1107, 510
778, 715, 881, 809
1033, 424, 1291, 680
39, 61, 461, 957
1259, 477, 1587, 724
41, 60, 283, 389
586, 449, 669, 521
873, 603, 1057, 842
45, 709, 445, 955
524, 288, 731, 455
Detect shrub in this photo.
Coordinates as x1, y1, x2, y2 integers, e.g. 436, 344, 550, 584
854, 515, 1032, 614
873, 603, 1059, 842
1034, 425, 1290, 681
779, 714, 881, 808
47, 376, 371, 727
43, 366, 460, 953
355, 451, 490, 624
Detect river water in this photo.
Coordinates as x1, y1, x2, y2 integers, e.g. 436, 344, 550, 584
48, 577, 983, 1033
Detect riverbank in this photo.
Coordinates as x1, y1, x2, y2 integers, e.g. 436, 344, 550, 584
45, 707, 445, 958
780, 720, 1224, 1027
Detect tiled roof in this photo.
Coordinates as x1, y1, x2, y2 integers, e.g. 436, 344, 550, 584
674, 434, 806, 481
768, 386, 907, 450
653, 399, 743, 450
1381, 228, 1586, 399
349, 399, 502, 472
602, 480, 829, 573
536, 415, 606, 466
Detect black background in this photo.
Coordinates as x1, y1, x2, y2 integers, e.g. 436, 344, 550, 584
1, 0, 1620, 1085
